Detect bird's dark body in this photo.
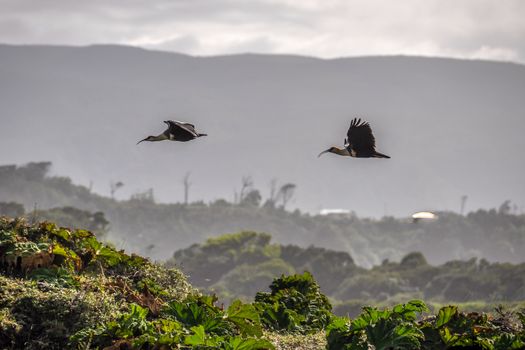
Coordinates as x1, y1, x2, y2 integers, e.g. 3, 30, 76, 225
167, 133, 194, 142
164, 120, 206, 141
352, 150, 390, 158
346, 118, 390, 158
164, 124, 197, 142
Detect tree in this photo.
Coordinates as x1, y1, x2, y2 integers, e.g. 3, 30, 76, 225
19, 162, 52, 181
262, 178, 279, 208
400, 252, 427, 267
499, 200, 512, 215
110, 181, 124, 199
0, 165, 16, 178
236, 176, 253, 204
276, 183, 296, 209
460, 195, 468, 215
240, 190, 262, 207
0, 202, 25, 217
269, 178, 278, 203
36, 206, 109, 238
183, 172, 192, 205
91, 211, 110, 233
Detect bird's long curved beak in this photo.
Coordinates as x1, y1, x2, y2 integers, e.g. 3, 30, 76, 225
137, 138, 147, 145
318, 149, 330, 158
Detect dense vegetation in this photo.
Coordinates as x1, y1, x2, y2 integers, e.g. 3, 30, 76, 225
2, 162, 525, 348
0, 217, 193, 349
2, 218, 525, 349
167, 231, 525, 317
0, 218, 318, 349
1, 162, 525, 268
326, 301, 525, 350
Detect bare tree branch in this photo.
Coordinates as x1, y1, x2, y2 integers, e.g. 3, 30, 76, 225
239, 176, 253, 203
183, 172, 192, 205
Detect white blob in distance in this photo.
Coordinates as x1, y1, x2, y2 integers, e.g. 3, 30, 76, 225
411, 211, 438, 220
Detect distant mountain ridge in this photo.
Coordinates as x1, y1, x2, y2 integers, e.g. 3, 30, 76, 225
1, 44, 524, 217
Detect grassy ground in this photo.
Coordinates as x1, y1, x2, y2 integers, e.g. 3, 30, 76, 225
265, 331, 326, 350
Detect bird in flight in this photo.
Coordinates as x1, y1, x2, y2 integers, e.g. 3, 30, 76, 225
318, 118, 390, 158
137, 120, 207, 144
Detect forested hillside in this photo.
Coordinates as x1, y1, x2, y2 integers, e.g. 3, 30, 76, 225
167, 231, 525, 317
2, 162, 525, 268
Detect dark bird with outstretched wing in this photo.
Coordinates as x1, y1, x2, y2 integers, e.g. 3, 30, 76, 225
319, 118, 390, 158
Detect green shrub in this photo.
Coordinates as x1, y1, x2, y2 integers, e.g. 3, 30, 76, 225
327, 302, 525, 350
0, 276, 121, 349
72, 297, 274, 349
254, 272, 333, 333
0, 218, 193, 349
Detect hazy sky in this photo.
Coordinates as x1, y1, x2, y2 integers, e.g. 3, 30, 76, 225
1, 0, 524, 62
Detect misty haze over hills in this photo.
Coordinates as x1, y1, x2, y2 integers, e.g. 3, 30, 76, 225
1, 44, 524, 217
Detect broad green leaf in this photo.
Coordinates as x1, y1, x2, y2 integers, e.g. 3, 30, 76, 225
184, 325, 206, 346
6, 241, 49, 256
365, 319, 422, 350
73, 229, 94, 239
0, 229, 16, 245
129, 303, 149, 320
114, 304, 150, 338
29, 267, 79, 287
52, 228, 71, 241
350, 312, 372, 331
95, 246, 123, 266
226, 300, 263, 337
327, 316, 350, 332
52, 242, 70, 256
52, 242, 82, 269
436, 306, 458, 328
42, 222, 58, 233
440, 327, 459, 346
406, 300, 427, 311
80, 236, 102, 252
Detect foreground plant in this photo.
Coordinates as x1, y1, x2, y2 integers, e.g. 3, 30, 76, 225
326, 300, 427, 350
254, 271, 333, 334
71, 297, 274, 349
3, 218, 525, 349
326, 301, 525, 350
420, 305, 525, 349
0, 218, 193, 349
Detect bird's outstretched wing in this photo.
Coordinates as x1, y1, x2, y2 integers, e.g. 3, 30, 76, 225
346, 118, 376, 153
164, 120, 199, 137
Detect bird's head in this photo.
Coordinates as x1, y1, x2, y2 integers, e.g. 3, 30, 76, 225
137, 136, 155, 144
318, 146, 339, 157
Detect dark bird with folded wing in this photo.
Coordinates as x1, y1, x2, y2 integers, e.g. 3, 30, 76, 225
137, 120, 207, 144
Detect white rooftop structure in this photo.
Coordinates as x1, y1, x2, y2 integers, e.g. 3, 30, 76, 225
320, 209, 352, 216
411, 211, 438, 221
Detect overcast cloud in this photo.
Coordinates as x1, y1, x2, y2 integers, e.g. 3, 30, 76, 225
0, 0, 524, 62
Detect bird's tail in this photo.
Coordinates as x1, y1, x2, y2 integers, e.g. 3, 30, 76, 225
198, 133, 208, 137
373, 151, 390, 159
